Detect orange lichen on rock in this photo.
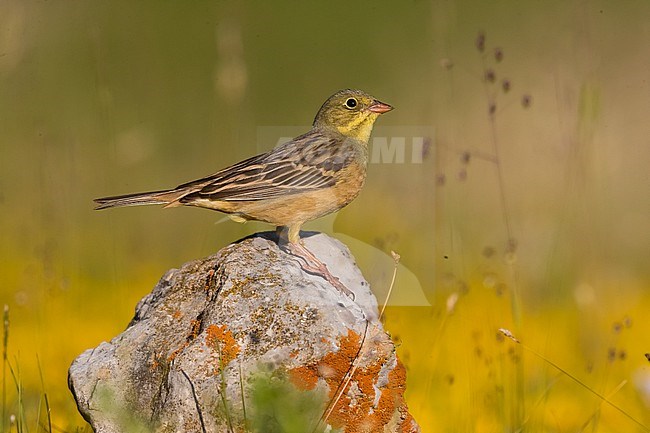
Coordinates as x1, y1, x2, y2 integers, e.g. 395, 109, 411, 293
189, 319, 202, 340
205, 324, 240, 367
289, 364, 319, 391
389, 358, 419, 433
288, 328, 417, 433
289, 330, 360, 392
149, 352, 162, 372
167, 319, 204, 362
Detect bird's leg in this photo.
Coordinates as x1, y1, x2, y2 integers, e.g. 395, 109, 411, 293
277, 226, 355, 300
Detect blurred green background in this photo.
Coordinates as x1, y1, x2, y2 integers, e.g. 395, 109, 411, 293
1, 1, 649, 431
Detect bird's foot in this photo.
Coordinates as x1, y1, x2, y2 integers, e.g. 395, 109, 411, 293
283, 242, 355, 301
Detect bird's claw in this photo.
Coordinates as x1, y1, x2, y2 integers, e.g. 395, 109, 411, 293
283, 242, 356, 301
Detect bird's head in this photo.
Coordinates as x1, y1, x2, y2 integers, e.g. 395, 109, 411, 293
312, 89, 393, 143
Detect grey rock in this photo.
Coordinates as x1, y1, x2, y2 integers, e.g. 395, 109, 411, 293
69, 232, 420, 433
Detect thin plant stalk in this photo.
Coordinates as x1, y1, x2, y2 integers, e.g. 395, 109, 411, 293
499, 328, 650, 432
214, 337, 234, 433
314, 320, 369, 433
3, 305, 8, 433
478, 35, 525, 428
37, 355, 52, 433
379, 251, 400, 321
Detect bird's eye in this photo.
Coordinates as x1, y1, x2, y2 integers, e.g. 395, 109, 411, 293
344, 98, 358, 109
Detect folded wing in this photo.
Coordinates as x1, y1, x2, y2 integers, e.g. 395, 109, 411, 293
179, 130, 353, 203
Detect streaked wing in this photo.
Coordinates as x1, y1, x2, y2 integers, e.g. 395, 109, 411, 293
178, 129, 354, 203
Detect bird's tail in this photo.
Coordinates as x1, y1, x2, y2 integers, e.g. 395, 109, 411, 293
94, 189, 178, 210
